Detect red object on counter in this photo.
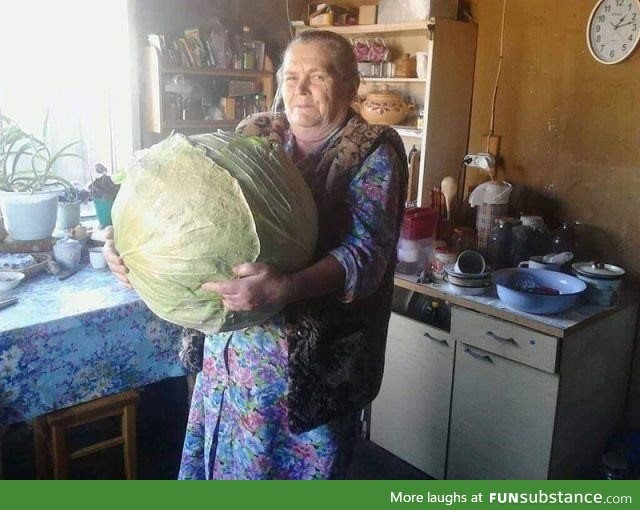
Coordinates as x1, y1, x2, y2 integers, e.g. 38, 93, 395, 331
401, 207, 439, 240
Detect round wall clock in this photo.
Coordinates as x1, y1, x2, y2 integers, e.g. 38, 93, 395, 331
587, 0, 640, 64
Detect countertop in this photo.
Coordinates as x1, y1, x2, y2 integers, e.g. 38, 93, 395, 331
394, 273, 636, 338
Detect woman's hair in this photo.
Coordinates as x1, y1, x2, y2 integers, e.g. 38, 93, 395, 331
273, 30, 360, 111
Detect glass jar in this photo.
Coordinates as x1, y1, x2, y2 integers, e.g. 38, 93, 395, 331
551, 221, 577, 253
487, 218, 517, 270
451, 227, 477, 255
511, 215, 552, 266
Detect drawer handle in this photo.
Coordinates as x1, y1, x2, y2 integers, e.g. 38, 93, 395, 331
486, 331, 516, 344
464, 346, 494, 363
423, 331, 448, 346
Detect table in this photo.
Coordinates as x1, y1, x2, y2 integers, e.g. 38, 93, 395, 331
0, 266, 186, 427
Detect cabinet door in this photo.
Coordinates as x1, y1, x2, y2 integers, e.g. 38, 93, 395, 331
370, 312, 453, 478
447, 342, 559, 479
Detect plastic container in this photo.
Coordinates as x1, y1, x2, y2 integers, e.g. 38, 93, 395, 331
401, 207, 439, 240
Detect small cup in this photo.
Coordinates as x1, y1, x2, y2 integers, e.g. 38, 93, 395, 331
518, 257, 561, 271
454, 250, 486, 275
89, 247, 107, 270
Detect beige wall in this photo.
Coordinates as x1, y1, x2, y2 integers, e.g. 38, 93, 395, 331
466, 0, 640, 428
466, 0, 640, 282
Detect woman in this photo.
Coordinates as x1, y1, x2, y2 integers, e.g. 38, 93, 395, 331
105, 30, 407, 479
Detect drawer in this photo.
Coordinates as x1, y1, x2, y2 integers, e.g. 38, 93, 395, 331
389, 311, 451, 348
451, 307, 559, 373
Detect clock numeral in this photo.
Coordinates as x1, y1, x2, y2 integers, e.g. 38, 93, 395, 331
596, 34, 602, 42
623, 43, 628, 51
600, 44, 605, 52
610, 49, 616, 58
632, 13, 637, 21
596, 24, 601, 32
605, 5, 611, 13
598, 15, 606, 22
633, 23, 637, 31
629, 33, 635, 41
616, 0, 624, 7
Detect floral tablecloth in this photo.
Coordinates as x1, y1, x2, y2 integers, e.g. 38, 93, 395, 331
0, 266, 186, 425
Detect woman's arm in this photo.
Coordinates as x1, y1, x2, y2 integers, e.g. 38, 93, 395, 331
201, 256, 345, 311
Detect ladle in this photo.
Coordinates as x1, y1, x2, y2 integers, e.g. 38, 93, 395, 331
440, 176, 457, 220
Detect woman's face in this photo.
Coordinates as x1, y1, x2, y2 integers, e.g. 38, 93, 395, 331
281, 41, 350, 131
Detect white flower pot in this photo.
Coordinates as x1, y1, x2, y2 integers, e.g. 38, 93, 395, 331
0, 189, 60, 241
56, 200, 82, 230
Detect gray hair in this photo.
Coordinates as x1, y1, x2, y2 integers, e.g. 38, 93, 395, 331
273, 30, 360, 111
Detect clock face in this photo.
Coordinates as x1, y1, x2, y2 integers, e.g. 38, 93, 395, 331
587, 0, 640, 64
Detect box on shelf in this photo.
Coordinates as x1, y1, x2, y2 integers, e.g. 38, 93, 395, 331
308, 3, 357, 27
358, 5, 377, 25
377, 0, 459, 23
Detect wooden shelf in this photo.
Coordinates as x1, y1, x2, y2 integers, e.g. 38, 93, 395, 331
362, 77, 427, 83
293, 20, 433, 35
392, 126, 422, 138
143, 46, 274, 134
159, 64, 272, 79
161, 119, 239, 130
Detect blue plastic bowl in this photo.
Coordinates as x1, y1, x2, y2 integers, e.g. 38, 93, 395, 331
492, 268, 587, 314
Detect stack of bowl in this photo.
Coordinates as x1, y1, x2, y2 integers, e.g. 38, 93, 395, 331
443, 251, 491, 296
444, 266, 492, 296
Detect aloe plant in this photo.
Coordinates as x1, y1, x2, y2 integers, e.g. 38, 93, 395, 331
0, 112, 83, 193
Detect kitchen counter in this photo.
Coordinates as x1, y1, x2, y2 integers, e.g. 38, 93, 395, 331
378, 273, 639, 478
394, 273, 632, 337
0, 265, 186, 426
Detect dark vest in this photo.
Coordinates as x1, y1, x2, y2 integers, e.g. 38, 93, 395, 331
237, 112, 407, 433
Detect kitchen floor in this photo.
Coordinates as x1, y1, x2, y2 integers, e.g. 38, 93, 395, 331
1, 378, 431, 480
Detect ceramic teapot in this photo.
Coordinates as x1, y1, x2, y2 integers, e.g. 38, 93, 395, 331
360, 85, 413, 126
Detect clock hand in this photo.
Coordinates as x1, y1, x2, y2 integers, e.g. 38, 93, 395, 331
615, 21, 635, 29
614, 15, 627, 29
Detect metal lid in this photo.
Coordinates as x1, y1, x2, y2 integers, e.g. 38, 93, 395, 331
572, 261, 625, 279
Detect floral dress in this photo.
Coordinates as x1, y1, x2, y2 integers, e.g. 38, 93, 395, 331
178, 131, 403, 480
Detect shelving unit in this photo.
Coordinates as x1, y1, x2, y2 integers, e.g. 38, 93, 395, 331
143, 46, 274, 134
296, 18, 477, 205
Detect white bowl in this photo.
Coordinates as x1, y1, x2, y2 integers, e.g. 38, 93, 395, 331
0, 271, 25, 294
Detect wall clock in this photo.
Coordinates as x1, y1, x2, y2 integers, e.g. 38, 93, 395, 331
587, 0, 640, 64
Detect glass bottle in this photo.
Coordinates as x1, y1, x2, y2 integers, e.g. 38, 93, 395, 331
241, 26, 255, 70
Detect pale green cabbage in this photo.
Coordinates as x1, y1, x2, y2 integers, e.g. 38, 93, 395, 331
112, 132, 318, 333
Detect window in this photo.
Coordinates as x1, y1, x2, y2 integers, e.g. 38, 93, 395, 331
0, 0, 136, 188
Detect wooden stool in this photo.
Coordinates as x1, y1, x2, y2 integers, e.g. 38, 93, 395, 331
33, 390, 139, 479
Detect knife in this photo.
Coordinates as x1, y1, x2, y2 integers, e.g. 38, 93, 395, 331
0, 296, 18, 310
57, 264, 85, 281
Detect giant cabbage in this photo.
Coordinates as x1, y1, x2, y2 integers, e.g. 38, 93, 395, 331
112, 132, 318, 333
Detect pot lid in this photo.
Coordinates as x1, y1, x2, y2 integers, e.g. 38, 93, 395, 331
572, 261, 625, 279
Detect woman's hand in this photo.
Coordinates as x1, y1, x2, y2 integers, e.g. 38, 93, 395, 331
201, 263, 292, 312
102, 228, 132, 288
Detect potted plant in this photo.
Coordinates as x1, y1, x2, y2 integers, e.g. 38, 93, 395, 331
0, 113, 83, 240
89, 163, 120, 228
56, 183, 91, 231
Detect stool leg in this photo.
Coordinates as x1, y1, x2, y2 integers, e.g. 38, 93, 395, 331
32, 416, 51, 479
50, 425, 69, 479
122, 403, 137, 480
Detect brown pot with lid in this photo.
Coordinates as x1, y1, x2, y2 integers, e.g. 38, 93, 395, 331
360, 85, 413, 126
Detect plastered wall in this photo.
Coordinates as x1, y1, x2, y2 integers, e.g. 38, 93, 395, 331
466, 0, 640, 282
465, 0, 640, 428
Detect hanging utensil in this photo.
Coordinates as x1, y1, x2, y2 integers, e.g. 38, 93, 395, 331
441, 176, 457, 220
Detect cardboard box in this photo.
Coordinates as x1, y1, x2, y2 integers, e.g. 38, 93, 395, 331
358, 5, 377, 25
377, 0, 458, 23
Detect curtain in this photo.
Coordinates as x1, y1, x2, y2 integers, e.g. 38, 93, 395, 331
0, 0, 135, 186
